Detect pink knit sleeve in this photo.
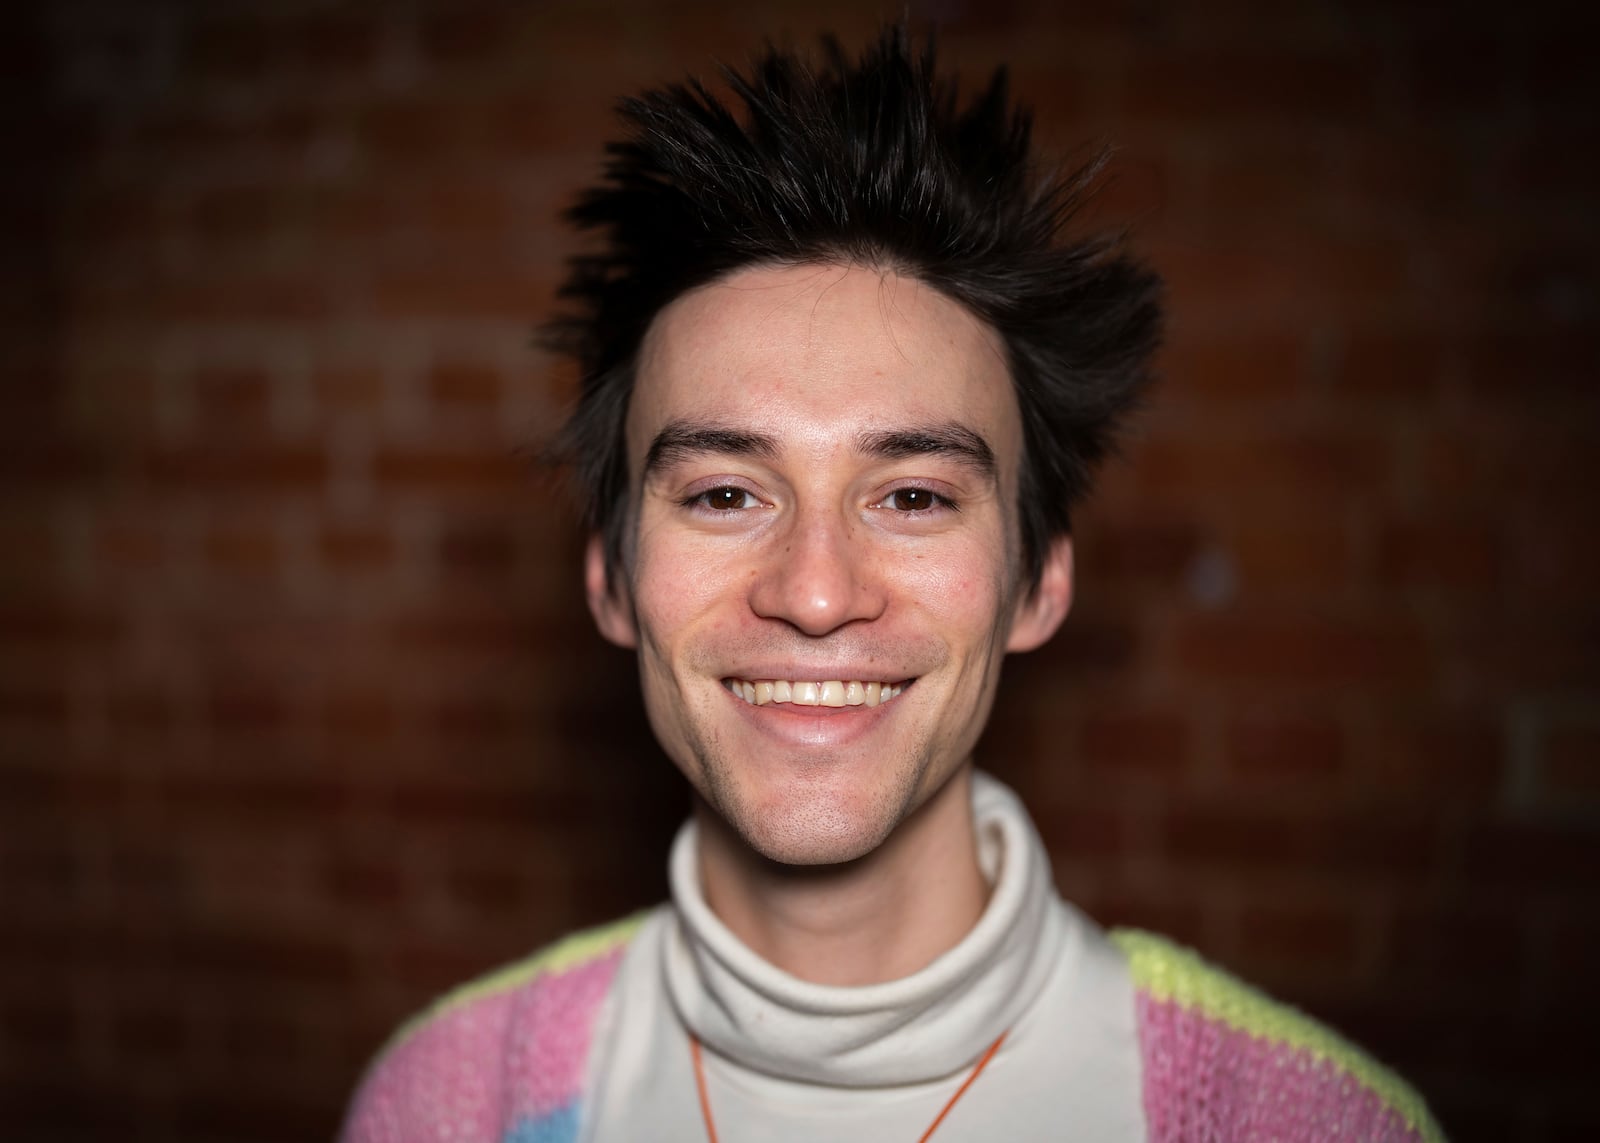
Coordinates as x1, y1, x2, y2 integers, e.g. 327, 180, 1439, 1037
339, 915, 644, 1143
341, 988, 522, 1143
1112, 928, 1446, 1143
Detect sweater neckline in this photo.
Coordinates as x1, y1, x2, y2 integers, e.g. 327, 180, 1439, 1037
662, 771, 1066, 1087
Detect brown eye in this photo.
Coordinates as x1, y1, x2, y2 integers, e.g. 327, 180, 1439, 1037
701, 487, 752, 510
890, 488, 938, 511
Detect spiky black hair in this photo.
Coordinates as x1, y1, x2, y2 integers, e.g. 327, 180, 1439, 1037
545, 26, 1163, 588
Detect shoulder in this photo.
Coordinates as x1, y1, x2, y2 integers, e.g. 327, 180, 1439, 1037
340, 911, 651, 1143
1109, 928, 1447, 1143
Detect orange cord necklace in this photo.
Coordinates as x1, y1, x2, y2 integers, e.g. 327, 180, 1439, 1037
688, 1029, 1009, 1143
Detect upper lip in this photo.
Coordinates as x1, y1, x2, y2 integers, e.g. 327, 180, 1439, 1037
720, 665, 916, 682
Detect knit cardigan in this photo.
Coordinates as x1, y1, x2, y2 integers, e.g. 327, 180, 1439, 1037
342, 913, 1445, 1143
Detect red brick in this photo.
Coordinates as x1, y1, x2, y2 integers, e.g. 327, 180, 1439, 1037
65, 187, 167, 248
1460, 327, 1600, 403
1159, 330, 1308, 405
437, 519, 518, 577
1133, 428, 1390, 508
204, 520, 278, 575
1446, 617, 1600, 694
1226, 711, 1346, 782
1077, 517, 1203, 588
1152, 234, 1411, 323
205, 686, 286, 732
1514, 508, 1600, 603
137, 276, 333, 326
444, 851, 542, 918
1196, 136, 1340, 227
141, 445, 327, 492
371, 268, 553, 320
1225, 516, 1354, 595
1237, 900, 1364, 977
108, 686, 178, 736
1123, 47, 1379, 125
1422, 425, 1595, 514
1343, 131, 1473, 218
313, 365, 385, 414
1022, 615, 1143, 679
426, 360, 502, 410
423, 692, 520, 742
1035, 803, 1127, 859
1358, 714, 1505, 803
296, 12, 380, 77
162, 771, 348, 825
1539, 719, 1600, 799
1384, 903, 1527, 996
1375, 518, 1505, 594
0, 602, 121, 648
373, 447, 525, 497
184, 17, 290, 82
189, 186, 306, 246
1332, 328, 1450, 402
0, 439, 110, 487
420, 5, 520, 67
1078, 708, 1190, 782
321, 853, 403, 910
177, 925, 352, 986
1090, 888, 1208, 951
109, 1000, 190, 1065
360, 99, 484, 165
1174, 612, 1431, 688
1459, 816, 1600, 892
1541, 909, 1600, 1007
0, 679, 70, 725
314, 690, 393, 744
1488, 128, 1600, 209
318, 523, 392, 571
1399, 30, 1515, 118
97, 517, 166, 572
1163, 801, 1440, 879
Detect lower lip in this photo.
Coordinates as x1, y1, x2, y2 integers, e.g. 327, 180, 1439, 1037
722, 685, 909, 747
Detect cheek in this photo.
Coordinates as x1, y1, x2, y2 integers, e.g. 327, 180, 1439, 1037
630, 533, 743, 649
882, 537, 1011, 641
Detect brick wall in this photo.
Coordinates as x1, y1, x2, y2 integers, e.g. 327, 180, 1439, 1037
5, 1, 1597, 1138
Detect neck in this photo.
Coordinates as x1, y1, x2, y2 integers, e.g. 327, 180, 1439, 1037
693, 765, 989, 986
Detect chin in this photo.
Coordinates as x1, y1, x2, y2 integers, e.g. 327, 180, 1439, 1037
703, 760, 915, 868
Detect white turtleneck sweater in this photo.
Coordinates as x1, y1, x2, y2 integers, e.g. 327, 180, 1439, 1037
578, 773, 1147, 1142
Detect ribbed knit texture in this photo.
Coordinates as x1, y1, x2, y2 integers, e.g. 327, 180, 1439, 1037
340, 920, 1445, 1142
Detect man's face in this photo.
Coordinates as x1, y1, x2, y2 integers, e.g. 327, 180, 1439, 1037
587, 262, 1071, 866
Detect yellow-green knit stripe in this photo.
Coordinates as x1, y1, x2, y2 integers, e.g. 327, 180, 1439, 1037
382, 910, 650, 1060
1110, 928, 1444, 1143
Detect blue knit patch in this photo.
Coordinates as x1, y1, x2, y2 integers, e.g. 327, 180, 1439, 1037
502, 1104, 579, 1143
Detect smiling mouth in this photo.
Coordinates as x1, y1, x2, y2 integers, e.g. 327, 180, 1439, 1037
722, 678, 912, 708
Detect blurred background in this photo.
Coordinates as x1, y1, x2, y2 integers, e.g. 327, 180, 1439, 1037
4, 0, 1597, 1139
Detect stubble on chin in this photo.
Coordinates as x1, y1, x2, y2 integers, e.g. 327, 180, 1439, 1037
687, 732, 936, 867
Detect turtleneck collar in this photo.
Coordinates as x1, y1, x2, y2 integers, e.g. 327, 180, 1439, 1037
662, 771, 1066, 1087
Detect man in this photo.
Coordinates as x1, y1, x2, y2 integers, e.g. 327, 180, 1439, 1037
343, 29, 1444, 1143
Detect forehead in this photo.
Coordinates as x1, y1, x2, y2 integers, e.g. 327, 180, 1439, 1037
627, 262, 1021, 469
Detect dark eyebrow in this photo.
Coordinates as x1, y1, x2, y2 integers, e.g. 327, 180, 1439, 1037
643, 420, 780, 478
856, 424, 997, 481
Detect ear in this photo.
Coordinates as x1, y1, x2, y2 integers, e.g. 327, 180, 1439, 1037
1005, 535, 1073, 653
585, 534, 638, 649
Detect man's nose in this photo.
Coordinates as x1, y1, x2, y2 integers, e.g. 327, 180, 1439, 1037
747, 508, 885, 636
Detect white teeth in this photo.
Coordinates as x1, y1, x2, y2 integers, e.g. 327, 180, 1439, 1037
725, 677, 909, 708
